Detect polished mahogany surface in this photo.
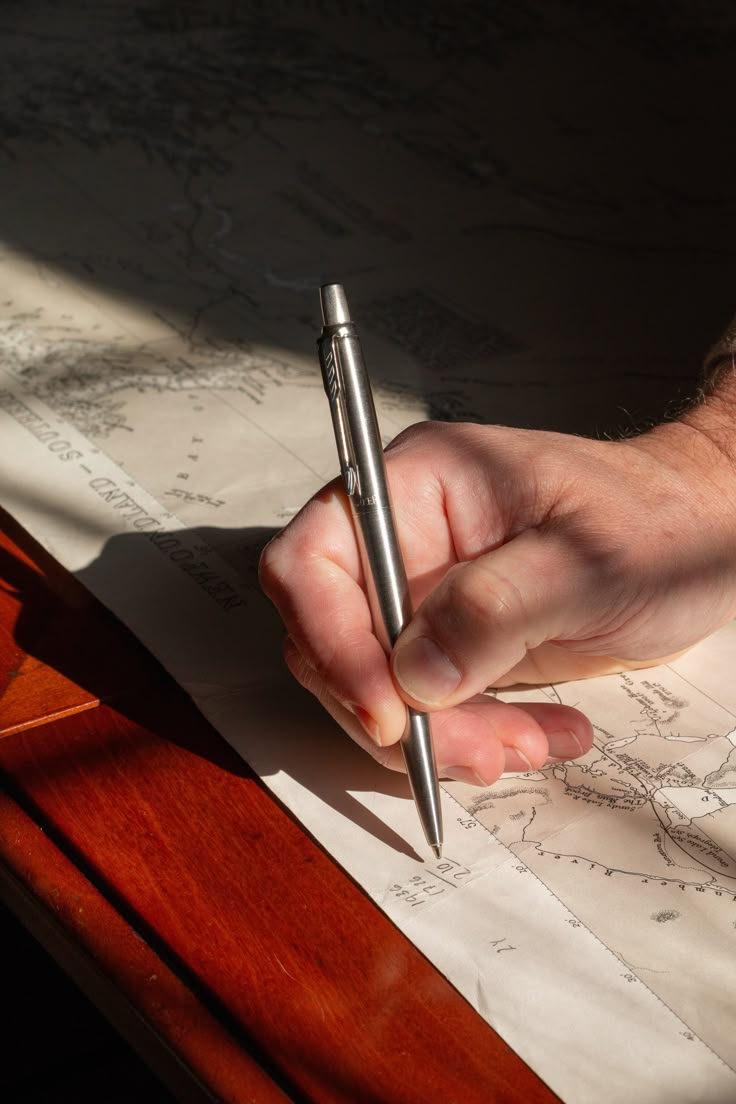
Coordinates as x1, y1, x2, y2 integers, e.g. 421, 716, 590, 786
0, 508, 557, 1103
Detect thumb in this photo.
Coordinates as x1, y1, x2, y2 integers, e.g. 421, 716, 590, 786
391, 527, 596, 708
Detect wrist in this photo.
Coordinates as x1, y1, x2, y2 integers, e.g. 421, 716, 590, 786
625, 409, 736, 545
627, 350, 736, 477
679, 359, 736, 466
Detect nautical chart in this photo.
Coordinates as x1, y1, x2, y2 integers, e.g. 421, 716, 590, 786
486, 666, 736, 1067
2, 3, 736, 1101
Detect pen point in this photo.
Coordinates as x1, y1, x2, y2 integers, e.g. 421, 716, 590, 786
430, 843, 442, 860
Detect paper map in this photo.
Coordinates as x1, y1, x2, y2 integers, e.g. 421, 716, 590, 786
2, 4, 736, 1100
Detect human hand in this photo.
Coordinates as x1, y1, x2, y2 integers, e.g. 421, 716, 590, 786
259, 417, 736, 786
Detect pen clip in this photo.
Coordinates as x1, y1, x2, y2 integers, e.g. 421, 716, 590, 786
319, 330, 361, 498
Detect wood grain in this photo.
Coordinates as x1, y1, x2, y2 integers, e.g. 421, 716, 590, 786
0, 790, 290, 1104
0, 509, 164, 736
0, 513, 558, 1103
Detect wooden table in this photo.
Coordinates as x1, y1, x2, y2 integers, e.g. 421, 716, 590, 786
0, 507, 556, 1104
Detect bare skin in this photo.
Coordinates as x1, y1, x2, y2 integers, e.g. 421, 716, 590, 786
260, 363, 736, 788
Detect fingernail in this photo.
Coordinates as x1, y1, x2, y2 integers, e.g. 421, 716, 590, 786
546, 729, 584, 761
440, 765, 488, 786
345, 703, 383, 747
504, 747, 534, 774
393, 636, 461, 705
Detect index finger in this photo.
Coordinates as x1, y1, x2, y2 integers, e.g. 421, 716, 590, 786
259, 481, 408, 746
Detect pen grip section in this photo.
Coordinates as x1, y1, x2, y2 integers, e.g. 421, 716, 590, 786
402, 708, 442, 845
352, 502, 411, 651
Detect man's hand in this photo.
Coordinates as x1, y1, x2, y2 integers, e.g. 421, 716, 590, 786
260, 411, 736, 788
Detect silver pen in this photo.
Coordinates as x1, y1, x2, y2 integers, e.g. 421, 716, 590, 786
317, 283, 443, 858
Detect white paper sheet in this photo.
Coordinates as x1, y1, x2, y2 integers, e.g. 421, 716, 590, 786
2, 5, 736, 1100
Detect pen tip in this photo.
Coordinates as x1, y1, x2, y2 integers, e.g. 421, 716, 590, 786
320, 283, 351, 327
430, 843, 442, 860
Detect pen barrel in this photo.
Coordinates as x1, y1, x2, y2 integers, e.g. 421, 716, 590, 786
330, 330, 411, 649
319, 304, 443, 854
353, 503, 411, 652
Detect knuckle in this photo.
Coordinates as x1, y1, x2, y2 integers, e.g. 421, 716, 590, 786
385, 418, 457, 460
258, 512, 321, 602
443, 561, 526, 635
386, 420, 434, 451
483, 570, 526, 626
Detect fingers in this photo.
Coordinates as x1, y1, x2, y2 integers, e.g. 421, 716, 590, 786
430, 696, 593, 783
285, 636, 594, 784
260, 486, 407, 745
283, 636, 404, 771
391, 527, 594, 710
261, 424, 605, 771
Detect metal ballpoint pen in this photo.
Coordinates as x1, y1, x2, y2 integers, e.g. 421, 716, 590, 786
316, 283, 443, 858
